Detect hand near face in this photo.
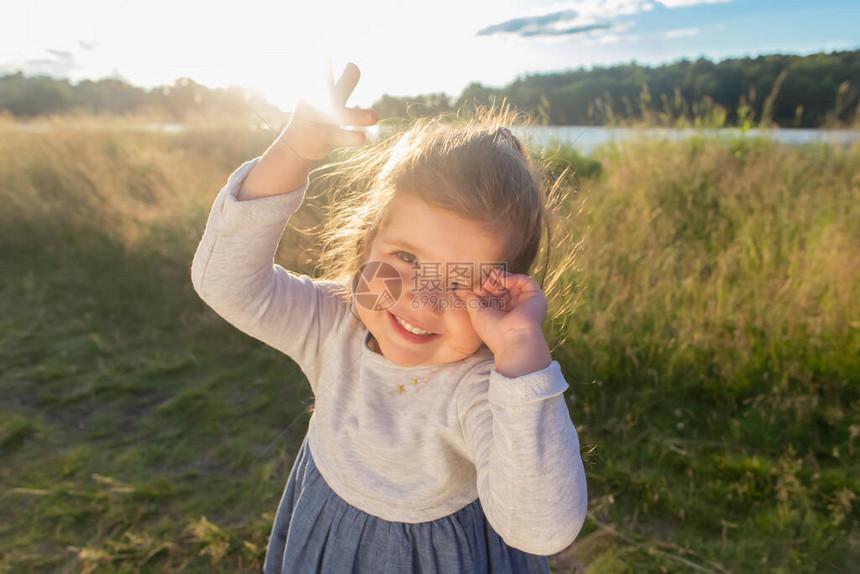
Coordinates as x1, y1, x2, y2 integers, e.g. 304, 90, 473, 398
453, 269, 552, 377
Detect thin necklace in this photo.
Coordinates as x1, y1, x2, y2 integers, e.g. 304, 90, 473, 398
367, 335, 435, 396
398, 376, 431, 395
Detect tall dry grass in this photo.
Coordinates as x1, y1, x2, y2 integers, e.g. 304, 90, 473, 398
562, 136, 859, 397
557, 135, 859, 571
0, 119, 857, 572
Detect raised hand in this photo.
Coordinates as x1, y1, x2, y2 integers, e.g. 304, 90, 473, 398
238, 61, 377, 201
280, 62, 378, 162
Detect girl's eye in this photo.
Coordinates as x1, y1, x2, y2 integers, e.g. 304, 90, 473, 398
395, 251, 417, 264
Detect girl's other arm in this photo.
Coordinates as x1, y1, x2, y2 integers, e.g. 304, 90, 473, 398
458, 361, 588, 556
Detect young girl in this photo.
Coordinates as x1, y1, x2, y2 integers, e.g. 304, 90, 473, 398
191, 63, 587, 573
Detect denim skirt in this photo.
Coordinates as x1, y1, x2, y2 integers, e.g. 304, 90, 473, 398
264, 434, 551, 574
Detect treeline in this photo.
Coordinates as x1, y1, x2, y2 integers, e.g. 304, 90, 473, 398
374, 50, 860, 128
0, 73, 285, 123
3, 49, 859, 127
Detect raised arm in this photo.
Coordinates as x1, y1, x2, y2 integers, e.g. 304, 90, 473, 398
190, 63, 377, 383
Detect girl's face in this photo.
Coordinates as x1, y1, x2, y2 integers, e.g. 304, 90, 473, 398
357, 193, 508, 367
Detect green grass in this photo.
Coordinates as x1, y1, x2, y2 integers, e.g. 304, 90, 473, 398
0, 118, 857, 572
554, 135, 859, 572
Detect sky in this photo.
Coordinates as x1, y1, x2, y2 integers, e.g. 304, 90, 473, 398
2, 0, 858, 110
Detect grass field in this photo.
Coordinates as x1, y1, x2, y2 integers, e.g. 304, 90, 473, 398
0, 116, 857, 573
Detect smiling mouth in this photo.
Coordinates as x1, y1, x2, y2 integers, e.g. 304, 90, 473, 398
387, 311, 440, 342
392, 312, 435, 335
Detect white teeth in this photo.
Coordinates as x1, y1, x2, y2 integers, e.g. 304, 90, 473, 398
395, 315, 434, 335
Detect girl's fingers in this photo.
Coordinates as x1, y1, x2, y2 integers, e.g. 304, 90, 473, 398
304, 121, 369, 147
306, 62, 375, 128
333, 106, 378, 127
333, 62, 361, 107
328, 127, 367, 147
302, 106, 376, 129
285, 61, 374, 157
482, 267, 507, 294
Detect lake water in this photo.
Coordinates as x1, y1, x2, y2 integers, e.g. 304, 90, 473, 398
13, 122, 859, 155
509, 126, 860, 155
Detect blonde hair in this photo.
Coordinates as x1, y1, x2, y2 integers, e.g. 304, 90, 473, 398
305, 106, 580, 350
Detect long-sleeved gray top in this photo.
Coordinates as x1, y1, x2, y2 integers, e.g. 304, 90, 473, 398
190, 158, 588, 556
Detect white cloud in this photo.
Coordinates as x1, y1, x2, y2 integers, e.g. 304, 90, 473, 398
657, 0, 731, 7
612, 21, 637, 33
574, 0, 645, 20
477, 0, 728, 40
665, 27, 701, 38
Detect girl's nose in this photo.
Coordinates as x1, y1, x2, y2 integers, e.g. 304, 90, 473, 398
401, 266, 463, 314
